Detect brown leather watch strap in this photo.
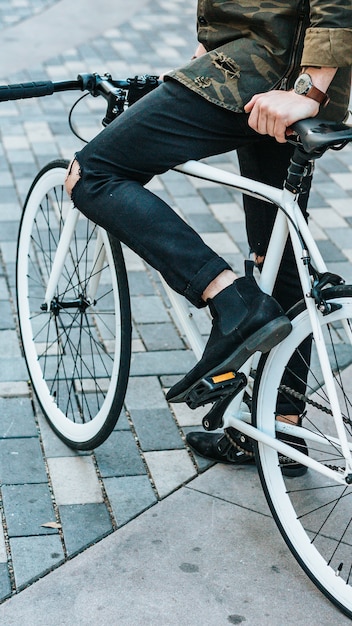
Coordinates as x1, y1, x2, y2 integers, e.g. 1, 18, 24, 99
306, 85, 330, 108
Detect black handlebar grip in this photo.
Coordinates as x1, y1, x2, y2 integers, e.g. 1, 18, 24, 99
0, 81, 55, 102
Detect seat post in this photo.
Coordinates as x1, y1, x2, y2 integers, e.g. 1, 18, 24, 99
285, 147, 314, 195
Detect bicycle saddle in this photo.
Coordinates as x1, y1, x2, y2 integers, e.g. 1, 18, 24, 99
290, 117, 352, 155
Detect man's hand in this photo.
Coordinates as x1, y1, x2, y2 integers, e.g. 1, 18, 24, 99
244, 90, 319, 143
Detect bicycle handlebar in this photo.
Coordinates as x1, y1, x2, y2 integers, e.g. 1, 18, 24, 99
0, 81, 55, 101
0, 72, 160, 127
0, 73, 158, 102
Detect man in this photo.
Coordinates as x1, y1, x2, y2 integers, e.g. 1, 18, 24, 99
65, 1, 351, 456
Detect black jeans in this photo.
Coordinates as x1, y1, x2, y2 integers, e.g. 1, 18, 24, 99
72, 80, 310, 311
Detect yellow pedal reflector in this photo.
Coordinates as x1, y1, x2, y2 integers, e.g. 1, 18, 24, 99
211, 372, 236, 384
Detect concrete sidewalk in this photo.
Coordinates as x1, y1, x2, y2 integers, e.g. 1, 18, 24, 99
1, 464, 351, 625
0, 0, 352, 623
0, 0, 146, 77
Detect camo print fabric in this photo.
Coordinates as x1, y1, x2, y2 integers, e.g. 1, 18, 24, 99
166, 0, 352, 121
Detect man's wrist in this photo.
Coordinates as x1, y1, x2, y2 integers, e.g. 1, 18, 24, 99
300, 66, 337, 90
294, 72, 330, 108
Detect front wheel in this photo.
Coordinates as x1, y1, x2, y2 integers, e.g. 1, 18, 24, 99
16, 160, 132, 450
253, 286, 352, 618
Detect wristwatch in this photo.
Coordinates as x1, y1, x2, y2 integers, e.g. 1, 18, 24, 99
293, 73, 330, 108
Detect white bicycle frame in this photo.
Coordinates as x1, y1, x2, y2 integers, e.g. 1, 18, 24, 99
44, 157, 352, 485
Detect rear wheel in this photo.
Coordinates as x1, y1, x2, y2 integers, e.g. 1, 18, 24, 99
16, 160, 131, 449
254, 286, 352, 618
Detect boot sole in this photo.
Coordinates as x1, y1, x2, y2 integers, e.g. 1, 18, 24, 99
168, 316, 292, 403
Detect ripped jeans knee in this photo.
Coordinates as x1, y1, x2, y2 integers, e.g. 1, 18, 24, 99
65, 158, 81, 198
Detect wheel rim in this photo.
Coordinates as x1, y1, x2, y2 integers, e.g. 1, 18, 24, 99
255, 294, 352, 616
17, 165, 126, 445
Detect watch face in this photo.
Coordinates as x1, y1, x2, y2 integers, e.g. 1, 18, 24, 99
295, 74, 311, 95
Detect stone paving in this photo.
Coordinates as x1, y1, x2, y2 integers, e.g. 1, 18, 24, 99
0, 0, 352, 607
0, 0, 58, 30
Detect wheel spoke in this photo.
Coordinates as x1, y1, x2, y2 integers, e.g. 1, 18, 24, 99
16, 162, 131, 449
255, 289, 352, 616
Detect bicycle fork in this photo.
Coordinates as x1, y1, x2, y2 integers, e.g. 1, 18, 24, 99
43, 205, 105, 310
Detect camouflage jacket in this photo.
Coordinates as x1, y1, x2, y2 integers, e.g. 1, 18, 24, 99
166, 0, 352, 121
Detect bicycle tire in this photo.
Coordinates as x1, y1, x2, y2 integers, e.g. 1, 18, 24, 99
253, 285, 352, 617
16, 160, 132, 450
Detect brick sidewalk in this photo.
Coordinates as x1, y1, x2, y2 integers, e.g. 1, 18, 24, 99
0, 0, 58, 30
0, 0, 352, 605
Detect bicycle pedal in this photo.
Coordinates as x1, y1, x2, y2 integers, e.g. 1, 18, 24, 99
185, 371, 247, 410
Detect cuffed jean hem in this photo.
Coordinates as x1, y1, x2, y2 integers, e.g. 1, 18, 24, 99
184, 256, 232, 308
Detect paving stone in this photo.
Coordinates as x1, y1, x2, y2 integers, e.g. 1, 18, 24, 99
9, 535, 64, 590
125, 376, 167, 411
0, 397, 37, 438
36, 411, 89, 459
114, 408, 132, 431
308, 220, 328, 241
122, 247, 145, 271
47, 456, 104, 505
130, 408, 184, 451
137, 322, 184, 351
129, 349, 196, 377
316, 181, 350, 201
175, 194, 210, 215
131, 295, 169, 324
305, 190, 329, 208
0, 240, 17, 269
170, 402, 208, 428
0, 381, 29, 398
311, 208, 348, 229
316, 239, 347, 263
127, 270, 155, 296
0, 438, 47, 484
143, 449, 196, 498
59, 503, 112, 557
202, 232, 240, 255
0, 221, 18, 242
0, 299, 14, 330
163, 177, 198, 198
319, 154, 350, 175
0, 0, 57, 30
0, 564, 11, 602
186, 212, 224, 233
0, 523, 6, 563
330, 173, 352, 190
104, 475, 157, 527
132, 337, 146, 352
325, 227, 352, 251
209, 202, 244, 222
2, 483, 58, 537
198, 186, 234, 204
94, 430, 146, 478
0, 358, 28, 382
225, 220, 250, 244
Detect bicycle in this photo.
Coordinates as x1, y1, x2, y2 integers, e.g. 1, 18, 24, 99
1, 73, 352, 617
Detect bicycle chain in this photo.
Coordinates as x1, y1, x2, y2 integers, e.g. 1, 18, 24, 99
280, 385, 352, 426
224, 427, 255, 458
279, 384, 333, 417
224, 383, 351, 458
